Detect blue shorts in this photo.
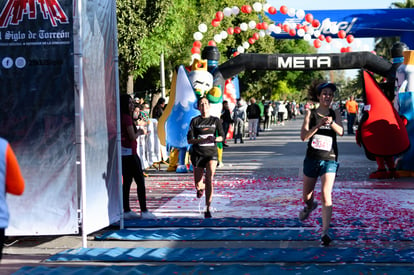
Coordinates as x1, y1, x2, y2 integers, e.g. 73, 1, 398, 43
303, 157, 339, 178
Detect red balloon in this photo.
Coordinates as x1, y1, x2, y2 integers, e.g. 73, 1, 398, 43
313, 39, 322, 48
302, 25, 309, 33
312, 19, 320, 28
325, 36, 332, 43
244, 5, 252, 13
241, 5, 246, 13
318, 34, 325, 41
346, 34, 354, 44
248, 37, 256, 44
261, 22, 268, 30
215, 11, 224, 21
289, 29, 296, 36
193, 41, 202, 48
283, 24, 290, 32
346, 46, 352, 52
191, 47, 200, 54
305, 13, 313, 23
268, 6, 277, 14
208, 40, 216, 46
280, 5, 288, 14
211, 19, 220, 27
340, 47, 346, 53
233, 51, 240, 57
253, 32, 260, 40
227, 27, 234, 35
234, 26, 241, 34
256, 23, 262, 30
338, 30, 346, 39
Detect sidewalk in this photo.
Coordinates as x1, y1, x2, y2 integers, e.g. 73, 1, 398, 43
2, 117, 414, 274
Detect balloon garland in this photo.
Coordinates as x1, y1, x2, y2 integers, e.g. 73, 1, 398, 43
191, 2, 370, 60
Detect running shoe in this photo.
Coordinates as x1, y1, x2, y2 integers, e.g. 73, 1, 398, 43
299, 201, 318, 221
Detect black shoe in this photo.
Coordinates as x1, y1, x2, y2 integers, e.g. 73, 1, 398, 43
321, 234, 332, 246
240, 139, 244, 143
204, 211, 212, 218
234, 140, 237, 144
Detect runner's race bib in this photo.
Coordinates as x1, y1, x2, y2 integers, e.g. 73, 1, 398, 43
311, 134, 332, 151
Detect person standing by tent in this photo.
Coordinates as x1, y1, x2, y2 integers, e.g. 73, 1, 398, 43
187, 97, 224, 218
345, 95, 358, 135
246, 97, 261, 140
0, 137, 25, 260
120, 94, 155, 220
299, 81, 343, 246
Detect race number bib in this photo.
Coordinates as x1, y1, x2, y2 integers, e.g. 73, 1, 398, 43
311, 134, 332, 151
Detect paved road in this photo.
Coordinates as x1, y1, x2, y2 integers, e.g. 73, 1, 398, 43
2, 117, 413, 274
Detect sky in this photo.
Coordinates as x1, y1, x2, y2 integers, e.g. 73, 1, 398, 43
266, 0, 397, 78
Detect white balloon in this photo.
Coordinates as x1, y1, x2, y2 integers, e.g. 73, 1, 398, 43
263, 3, 271, 12
214, 34, 222, 43
223, 7, 232, 17
253, 2, 262, 12
220, 30, 228, 39
248, 20, 257, 29
296, 9, 305, 19
240, 22, 248, 31
274, 26, 282, 34
313, 30, 321, 38
288, 8, 296, 17
304, 34, 311, 41
289, 22, 296, 30
259, 30, 266, 37
232, 6, 240, 15
198, 23, 208, 33
193, 32, 203, 41
237, 46, 245, 53
307, 27, 314, 35
242, 41, 250, 49
297, 28, 305, 37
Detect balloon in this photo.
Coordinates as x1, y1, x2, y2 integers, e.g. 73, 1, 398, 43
193, 32, 203, 41
243, 5, 252, 13
313, 30, 321, 37
263, 3, 271, 11
208, 40, 216, 46
296, 9, 305, 19
248, 20, 256, 29
248, 37, 256, 44
215, 11, 224, 21
193, 40, 202, 48
242, 41, 250, 49
220, 30, 228, 39
289, 29, 296, 36
211, 19, 220, 27
232, 6, 240, 15
288, 8, 296, 17
346, 34, 354, 44
233, 51, 240, 57
304, 34, 311, 41
313, 39, 322, 48
340, 47, 346, 53
283, 24, 290, 32
191, 47, 200, 54
259, 30, 266, 37
305, 13, 313, 23
252, 32, 260, 40
234, 26, 241, 34
325, 36, 332, 43
261, 22, 268, 30
338, 30, 346, 39
198, 23, 208, 33
214, 34, 222, 43
237, 46, 245, 53
274, 26, 282, 34
303, 25, 309, 33
268, 6, 277, 14
312, 19, 320, 28
280, 5, 288, 14
227, 27, 234, 35
223, 7, 232, 17
297, 28, 305, 37
318, 34, 325, 41
240, 23, 248, 31
253, 2, 262, 12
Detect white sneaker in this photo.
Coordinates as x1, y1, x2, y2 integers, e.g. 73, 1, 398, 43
124, 211, 140, 220
141, 211, 156, 219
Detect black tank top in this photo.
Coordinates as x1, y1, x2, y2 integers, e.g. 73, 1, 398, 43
306, 109, 338, 161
